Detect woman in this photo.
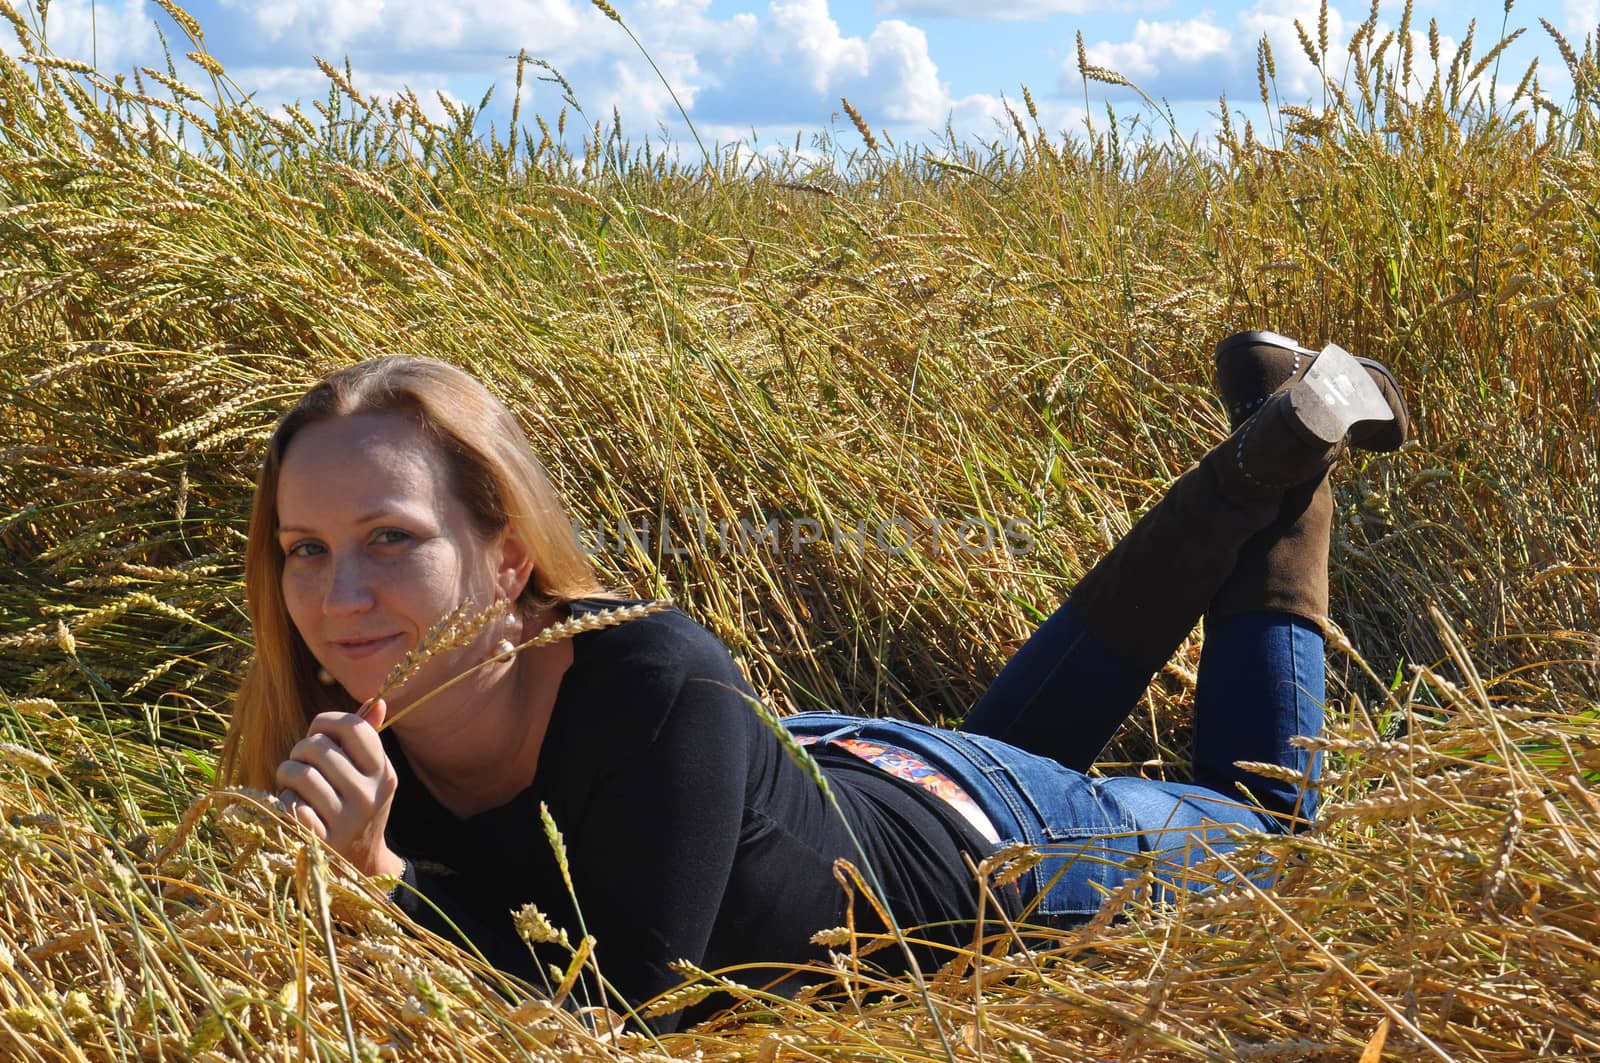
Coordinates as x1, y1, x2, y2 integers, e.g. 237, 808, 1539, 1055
220, 333, 1408, 1032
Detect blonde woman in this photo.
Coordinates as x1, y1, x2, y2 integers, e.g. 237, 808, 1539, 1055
222, 338, 1407, 1031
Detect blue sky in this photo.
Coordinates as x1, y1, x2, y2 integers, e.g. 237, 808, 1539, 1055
10, 0, 1593, 160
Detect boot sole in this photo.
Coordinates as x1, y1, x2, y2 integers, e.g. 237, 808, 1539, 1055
1287, 343, 1396, 445
1214, 331, 1409, 451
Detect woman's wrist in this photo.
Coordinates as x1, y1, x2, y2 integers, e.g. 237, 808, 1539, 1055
374, 846, 407, 881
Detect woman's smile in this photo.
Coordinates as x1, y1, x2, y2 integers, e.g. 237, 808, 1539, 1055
275, 410, 504, 701
330, 633, 404, 659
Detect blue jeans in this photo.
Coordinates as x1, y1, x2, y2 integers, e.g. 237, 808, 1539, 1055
783, 604, 1324, 924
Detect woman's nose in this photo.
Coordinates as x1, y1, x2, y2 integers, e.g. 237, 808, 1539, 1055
322, 552, 377, 615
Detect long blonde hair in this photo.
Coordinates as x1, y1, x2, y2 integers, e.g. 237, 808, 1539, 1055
220, 356, 613, 790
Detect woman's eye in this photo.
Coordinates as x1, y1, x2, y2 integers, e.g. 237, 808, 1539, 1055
373, 529, 412, 546
285, 541, 324, 558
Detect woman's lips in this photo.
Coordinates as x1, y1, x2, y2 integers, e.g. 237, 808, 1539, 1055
331, 634, 402, 660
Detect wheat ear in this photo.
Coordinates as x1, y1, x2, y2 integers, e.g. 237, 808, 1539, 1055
375, 601, 671, 733
373, 597, 512, 702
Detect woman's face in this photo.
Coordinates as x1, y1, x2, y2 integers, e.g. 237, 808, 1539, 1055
275, 410, 514, 705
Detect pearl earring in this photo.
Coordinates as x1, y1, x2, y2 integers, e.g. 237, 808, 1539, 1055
316, 666, 336, 685
494, 608, 518, 660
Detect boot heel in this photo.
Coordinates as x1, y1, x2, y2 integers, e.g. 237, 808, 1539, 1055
1287, 343, 1396, 446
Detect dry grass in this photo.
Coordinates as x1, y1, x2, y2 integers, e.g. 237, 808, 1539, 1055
0, 0, 1596, 1058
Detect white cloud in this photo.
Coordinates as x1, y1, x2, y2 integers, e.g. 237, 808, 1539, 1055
0, 0, 1064, 153
945, 92, 1085, 144
0, 0, 987, 151
3, 0, 160, 69
230, 65, 329, 100
220, 0, 587, 56
596, 51, 699, 126
240, 64, 461, 123
1565, 0, 1598, 37
1064, 0, 1498, 110
579, 0, 1063, 153
768, 0, 870, 94
862, 19, 944, 122
210, 0, 955, 137
1084, 16, 1232, 81
872, 0, 1094, 19
1237, 0, 1350, 99
633, 0, 953, 135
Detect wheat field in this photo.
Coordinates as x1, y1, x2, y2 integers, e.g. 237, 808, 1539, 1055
1, 0, 1597, 1058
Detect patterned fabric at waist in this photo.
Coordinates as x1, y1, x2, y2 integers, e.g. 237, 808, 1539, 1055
795, 734, 1001, 845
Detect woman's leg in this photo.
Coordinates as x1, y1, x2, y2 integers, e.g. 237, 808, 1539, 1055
958, 599, 1153, 773
1156, 330, 1408, 832
965, 341, 1400, 775
1094, 613, 1327, 840
961, 339, 1400, 915
1191, 610, 1325, 828
961, 404, 1326, 770
947, 425, 1286, 771
1091, 611, 1325, 902
1084, 439, 1339, 893
1190, 471, 1335, 832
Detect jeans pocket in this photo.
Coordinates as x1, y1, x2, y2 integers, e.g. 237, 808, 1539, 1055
923, 733, 1139, 919
1027, 836, 1136, 920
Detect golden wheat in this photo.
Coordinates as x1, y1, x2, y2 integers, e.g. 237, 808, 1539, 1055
0, 0, 1596, 1057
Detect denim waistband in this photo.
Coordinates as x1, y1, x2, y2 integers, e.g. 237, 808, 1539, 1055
782, 712, 1142, 922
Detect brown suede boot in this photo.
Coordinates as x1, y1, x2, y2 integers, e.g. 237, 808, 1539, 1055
1214, 331, 1410, 452
1070, 344, 1396, 673
1205, 335, 1408, 625
1206, 472, 1332, 625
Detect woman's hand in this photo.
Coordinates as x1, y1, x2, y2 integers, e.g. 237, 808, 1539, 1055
276, 698, 404, 878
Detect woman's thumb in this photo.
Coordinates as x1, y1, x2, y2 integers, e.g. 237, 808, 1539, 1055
360, 697, 387, 729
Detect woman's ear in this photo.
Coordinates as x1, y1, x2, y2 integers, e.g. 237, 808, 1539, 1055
494, 526, 535, 602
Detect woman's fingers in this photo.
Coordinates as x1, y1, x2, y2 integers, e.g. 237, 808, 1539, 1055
275, 704, 398, 876
305, 708, 387, 777
287, 731, 370, 804
359, 697, 387, 729
276, 758, 342, 819
276, 786, 329, 840
293, 797, 327, 839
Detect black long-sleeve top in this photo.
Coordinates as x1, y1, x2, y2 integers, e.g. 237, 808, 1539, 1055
380, 598, 1007, 1032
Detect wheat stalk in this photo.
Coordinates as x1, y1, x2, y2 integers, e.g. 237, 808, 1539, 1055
841, 97, 879, 153
372, 597, 511, 702
2, 2, 1599, 1056
375, 601, 671, 733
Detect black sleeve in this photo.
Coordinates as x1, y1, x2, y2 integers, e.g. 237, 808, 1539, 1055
381, 607, 831, 1035
555, 632, 758, 1031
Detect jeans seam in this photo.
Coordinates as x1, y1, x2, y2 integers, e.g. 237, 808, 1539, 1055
908, 728, 1045, 843
1289, 624, 1321, 829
